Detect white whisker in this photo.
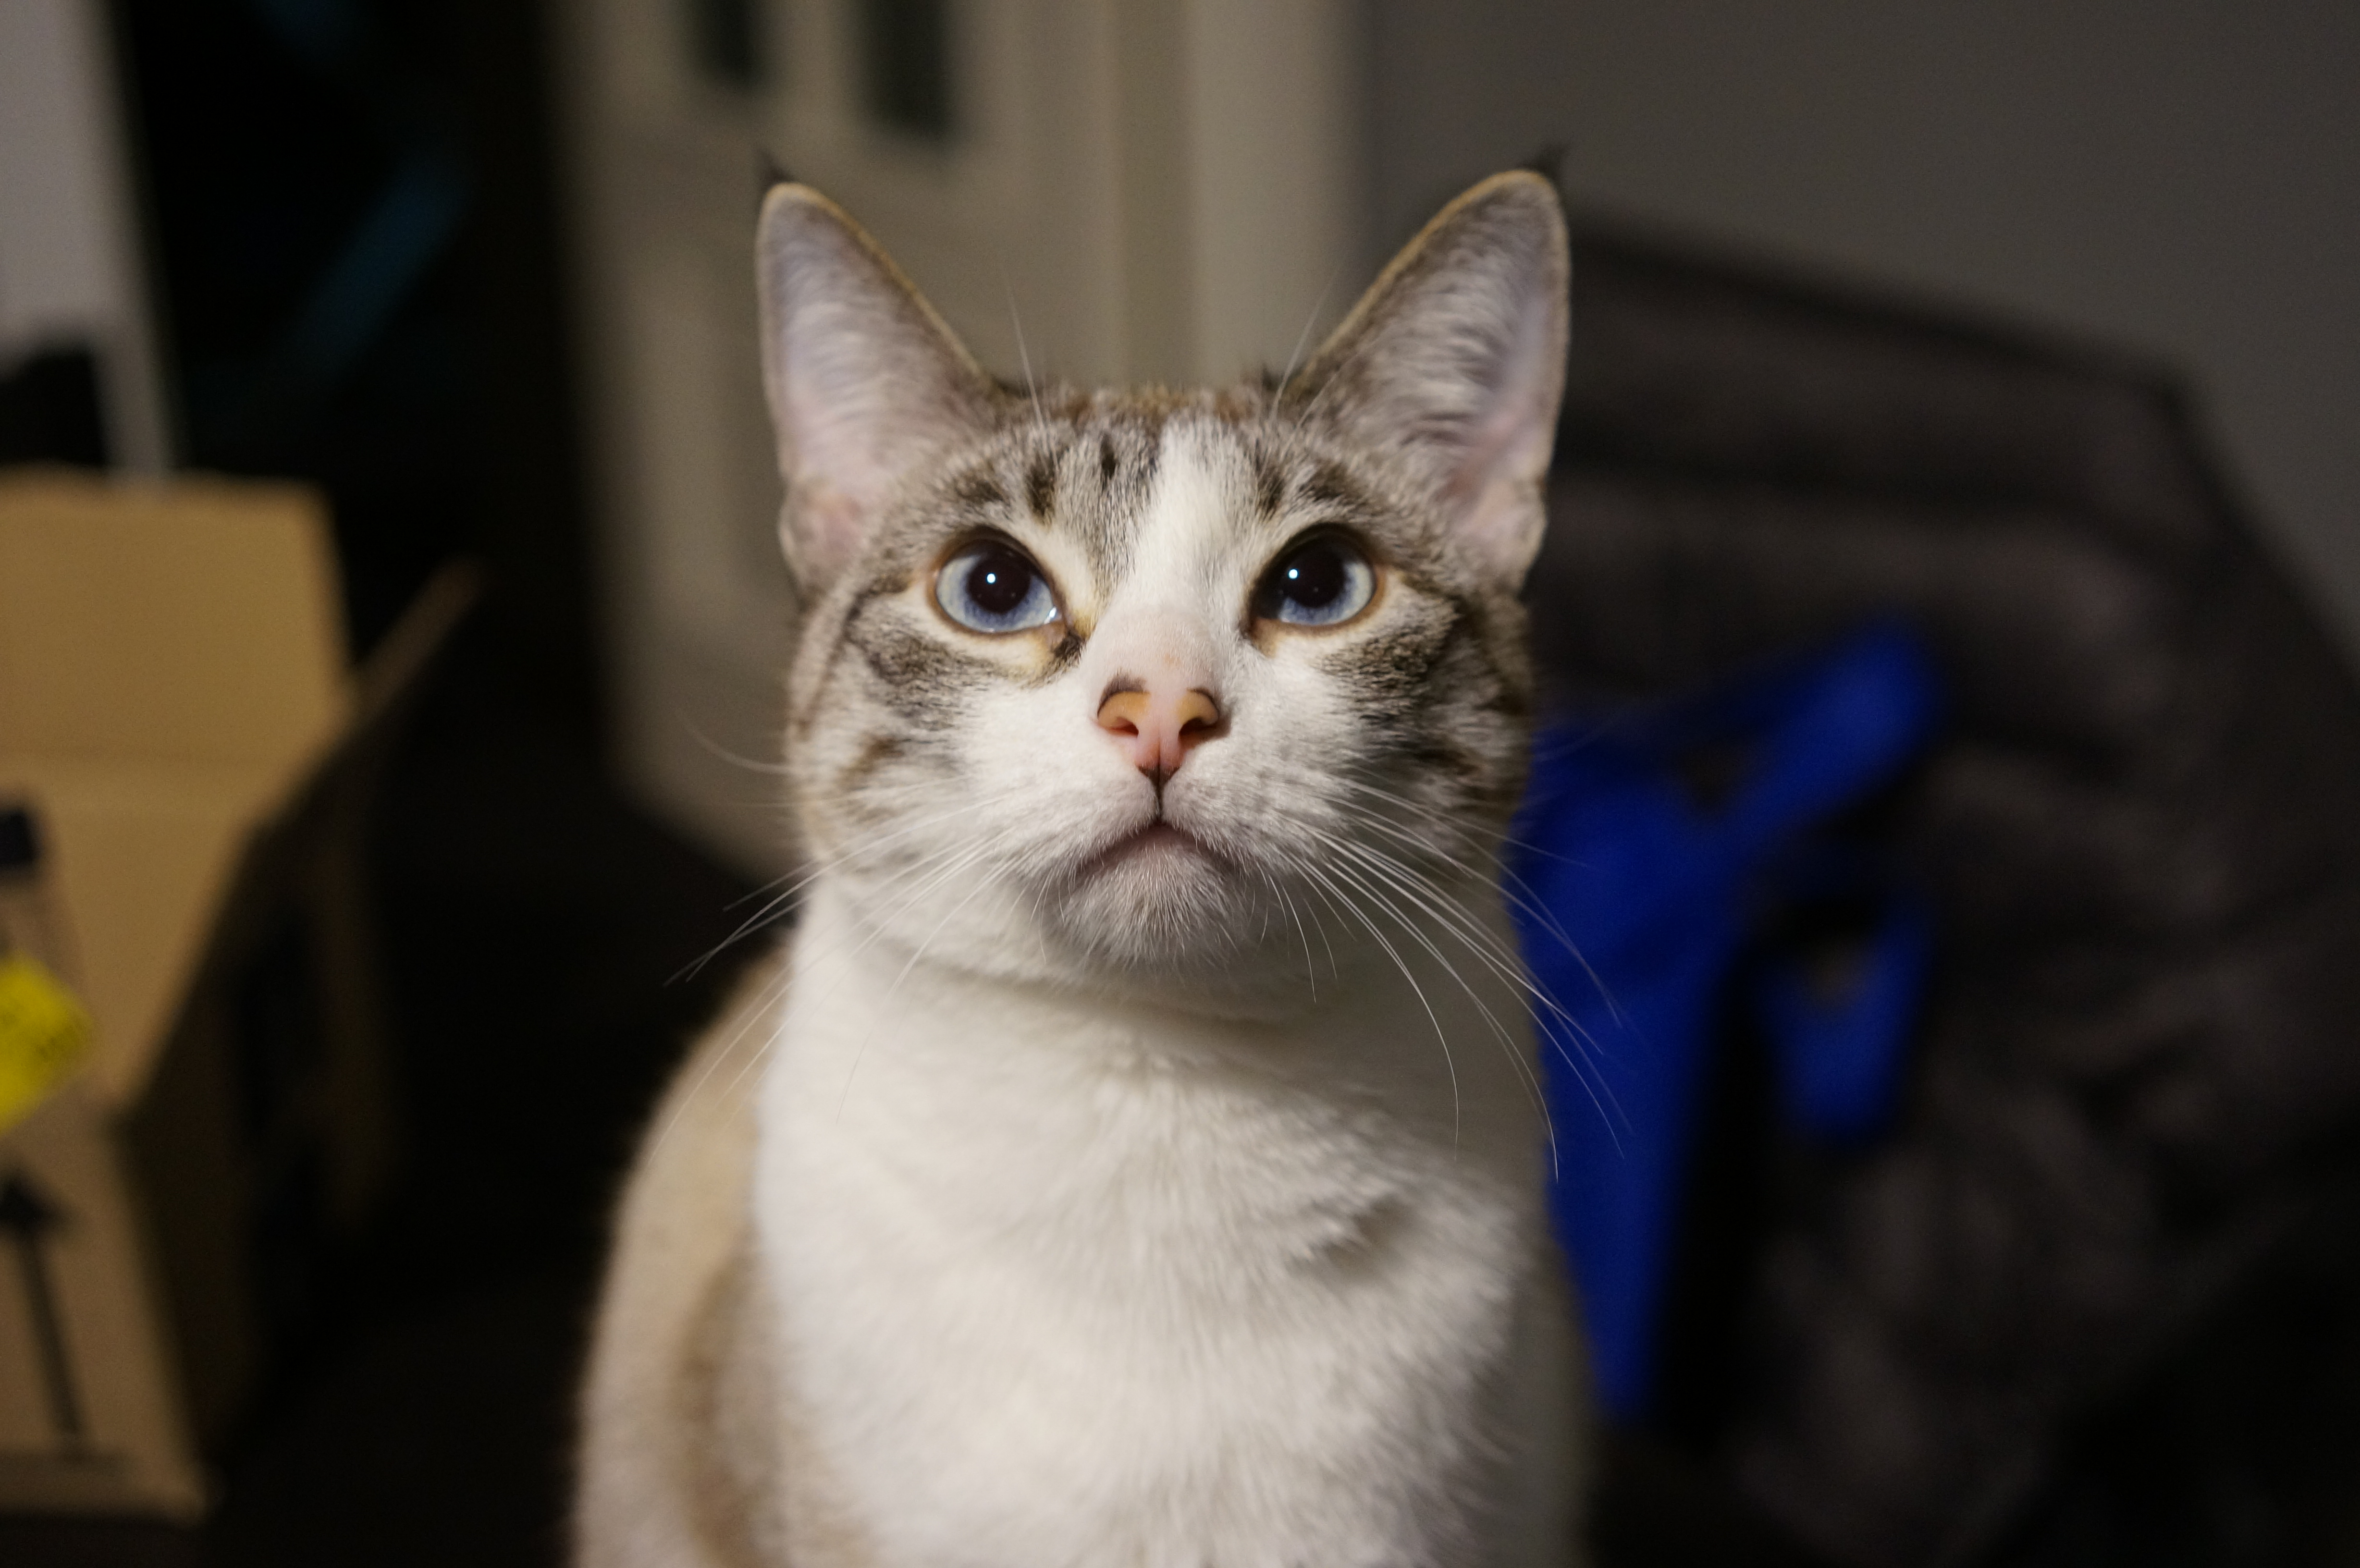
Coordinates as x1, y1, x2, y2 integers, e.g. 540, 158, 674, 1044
678, 787, 1031, 980
1294, 858, 1462, 1155
1303, 843, 1549, 1162
1272, 262, 1345, 410
1002, 265, 1050, 441
832, 845, 1005, 1118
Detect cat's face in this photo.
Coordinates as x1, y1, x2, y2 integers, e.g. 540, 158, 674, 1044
760, 176, 1569, 1004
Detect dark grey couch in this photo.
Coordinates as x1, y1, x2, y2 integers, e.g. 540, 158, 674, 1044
1532, 217, 2360, 1568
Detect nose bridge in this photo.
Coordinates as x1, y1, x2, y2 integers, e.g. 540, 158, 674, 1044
1088, 596, 1217, 693
1087, 595, 1226, 783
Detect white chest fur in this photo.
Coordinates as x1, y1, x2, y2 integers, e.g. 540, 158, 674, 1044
751, 884, 1573, 1568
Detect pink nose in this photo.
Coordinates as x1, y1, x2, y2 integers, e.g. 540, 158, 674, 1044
1096, 681, 1222, 783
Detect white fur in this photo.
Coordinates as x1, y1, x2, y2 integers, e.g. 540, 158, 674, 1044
754, 890, 1568, 1568
740, 435, 1579, 1568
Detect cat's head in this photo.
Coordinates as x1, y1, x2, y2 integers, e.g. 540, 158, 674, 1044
759, 173, 1568, 1006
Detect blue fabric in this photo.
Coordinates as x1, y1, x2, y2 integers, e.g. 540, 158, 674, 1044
1506, 625, 1942, 1421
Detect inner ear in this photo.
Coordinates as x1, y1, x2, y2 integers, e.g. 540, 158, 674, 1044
757, 184, 999, 591
1284, 172, 1569, 586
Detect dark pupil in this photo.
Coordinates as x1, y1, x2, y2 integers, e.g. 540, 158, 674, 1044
966, 547, 1034, 617
1280, 542, 1346, 608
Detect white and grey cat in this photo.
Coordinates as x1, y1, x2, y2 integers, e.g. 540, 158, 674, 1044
576, 170, 1585, 1568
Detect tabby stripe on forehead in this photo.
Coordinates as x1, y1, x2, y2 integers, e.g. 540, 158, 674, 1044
953, 471, 1008, 514
1025, 452, 1057, 519
1299, 460, 1380, 529
1098, 434, 1118, 490
1302, 461, 1355, 505
1252, 447, 1286, 518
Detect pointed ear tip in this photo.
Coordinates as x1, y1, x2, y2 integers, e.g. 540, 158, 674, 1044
757, 182, 855, 244
1477, 167, 1559, 200
1395, 172, 1566, 292
759, 181, 821, 216
1462, 170, 1568, 236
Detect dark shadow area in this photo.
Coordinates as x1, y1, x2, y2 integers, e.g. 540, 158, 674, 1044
197, 612, 759, 1568
0, 347, 111, 468
109, 0, 598, 717
184, 612, 758, 1568
1532, 213, 2360, 1568
3, 3, 763, 1565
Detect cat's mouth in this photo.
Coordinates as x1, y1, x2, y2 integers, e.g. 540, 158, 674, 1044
1077, 820, 1222, 880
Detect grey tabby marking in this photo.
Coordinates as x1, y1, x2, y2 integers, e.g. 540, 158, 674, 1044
794, 388, 1539, 881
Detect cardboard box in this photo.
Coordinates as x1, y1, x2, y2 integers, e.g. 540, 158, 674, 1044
0, 469, 474, 1518
0, 1081, 198, 1514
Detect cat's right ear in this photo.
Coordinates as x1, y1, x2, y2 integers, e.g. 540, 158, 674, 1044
757, 184, 996, 590
1284, 171, 1568, 590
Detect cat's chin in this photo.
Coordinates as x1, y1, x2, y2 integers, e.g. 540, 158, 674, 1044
1076, 820, 1213, 879
1063, 821, 1235, 931
1037, 821, 1292, 991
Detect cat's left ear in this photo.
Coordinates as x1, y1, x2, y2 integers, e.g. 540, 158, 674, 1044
1288, 171, 1569, 588
757, 183, 997, 590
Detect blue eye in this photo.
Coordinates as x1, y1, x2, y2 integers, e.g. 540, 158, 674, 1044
1254, 535, 1376, 627
935, 540, 1061, 634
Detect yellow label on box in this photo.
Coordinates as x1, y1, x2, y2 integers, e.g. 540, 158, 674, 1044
0, 954, 93, 1135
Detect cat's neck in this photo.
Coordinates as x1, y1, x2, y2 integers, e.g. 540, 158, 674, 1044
756, 875, 1542, 1252
741, 882, 1556, 1568
783, 871, 1531, 1091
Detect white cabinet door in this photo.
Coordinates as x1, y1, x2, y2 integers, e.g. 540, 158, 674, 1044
558, 0, 1362, 874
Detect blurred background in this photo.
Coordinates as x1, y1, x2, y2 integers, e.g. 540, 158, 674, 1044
0, 1, 2356, 1565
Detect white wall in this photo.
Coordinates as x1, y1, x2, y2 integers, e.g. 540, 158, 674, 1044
558, 0, 1363, 874
0, 0, 170, 471
1368, 0, 2360, 652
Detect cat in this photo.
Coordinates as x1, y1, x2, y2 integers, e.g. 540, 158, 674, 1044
575, 169, 1585, 1568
